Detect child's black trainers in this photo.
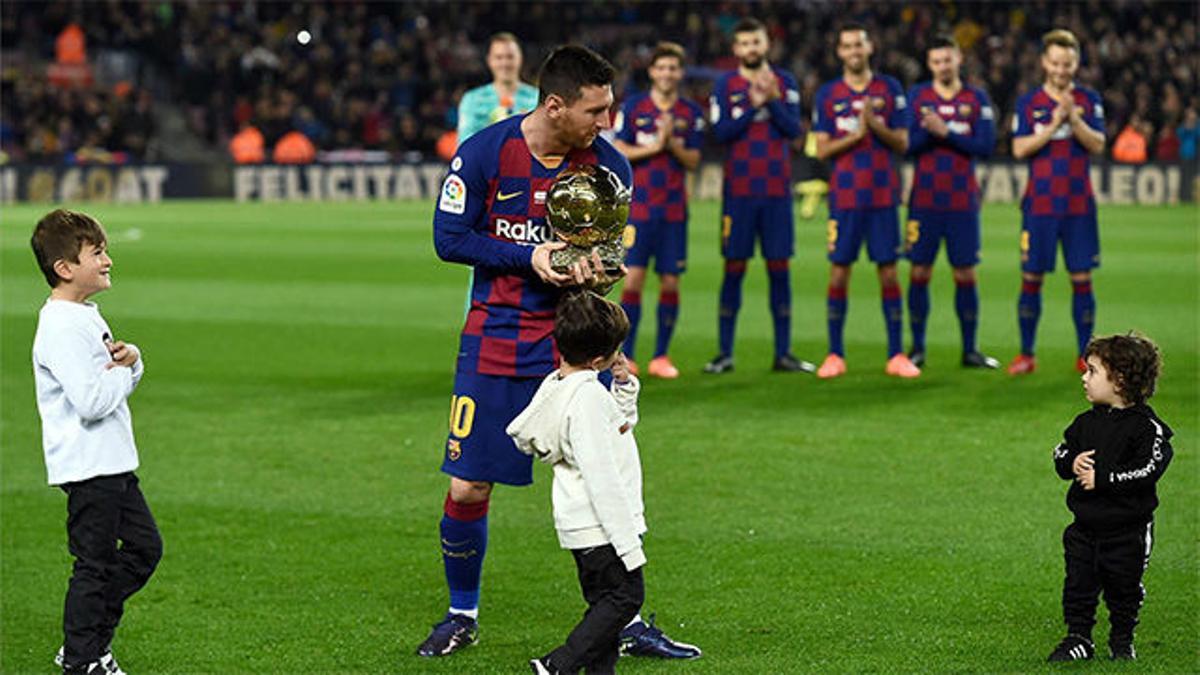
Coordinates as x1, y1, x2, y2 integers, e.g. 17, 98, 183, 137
1047, 634, 1095, 661
1109, 642, 1137, 660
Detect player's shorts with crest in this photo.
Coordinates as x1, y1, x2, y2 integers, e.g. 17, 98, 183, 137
721, 196, 794, 260
441, 370, 542, 486
827, 207, 901, 265
624, 211, 687, 275
904, 209, 981, 267
1020, 211, 1100, 273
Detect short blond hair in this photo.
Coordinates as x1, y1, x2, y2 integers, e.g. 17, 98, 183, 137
651, 41, 686, 66
1042, 29, 1079, 53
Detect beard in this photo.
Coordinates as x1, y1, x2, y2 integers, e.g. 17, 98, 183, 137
740, 55, 764, 70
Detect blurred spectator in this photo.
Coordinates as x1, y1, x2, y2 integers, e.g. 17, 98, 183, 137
1179, 107, 1199, 162
229, 121, 265, 164
273, 130, 316, 164
1154, 118, 1180, 162
1112, 114, 1149, 164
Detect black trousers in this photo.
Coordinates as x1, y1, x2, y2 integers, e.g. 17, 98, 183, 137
62, 472, 162, 669
546, 544, 644, 675
1061, 520, 1153, 646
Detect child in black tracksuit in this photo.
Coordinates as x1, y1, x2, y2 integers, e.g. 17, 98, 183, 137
1047, 333, 1173, 662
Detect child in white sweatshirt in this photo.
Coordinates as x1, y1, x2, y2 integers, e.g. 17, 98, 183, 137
508, 290, 645, 674
31, 209, 162, 674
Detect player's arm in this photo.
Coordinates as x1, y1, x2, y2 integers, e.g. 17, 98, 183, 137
612, 102, 665, 163
906, 88, 934, 156
764, 74, 802, 139
568, 388, 645, 571
664, 109, 703, 171
866, 82, 909, 154
710, 79, 754, 143
812, 87, 864, 161
1067, 94, 1105, 155
1012, 96, 1065, 159
1094, 420, 1173, 494
944, 91, 996, 158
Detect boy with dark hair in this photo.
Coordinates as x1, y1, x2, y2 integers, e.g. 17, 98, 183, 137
508, 291, 645, 674
1048, 332, 1173, 662
31, 209, 162, 674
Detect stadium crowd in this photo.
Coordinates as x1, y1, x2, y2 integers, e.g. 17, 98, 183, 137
1, 0, 1197, 164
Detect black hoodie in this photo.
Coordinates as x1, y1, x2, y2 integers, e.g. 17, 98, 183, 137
1053, 403, 1174, 535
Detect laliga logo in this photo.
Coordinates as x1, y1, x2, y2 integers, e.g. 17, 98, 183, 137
494, 217, 550, 243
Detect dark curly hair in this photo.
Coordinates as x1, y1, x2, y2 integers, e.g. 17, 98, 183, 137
1083, 333, 1162, 406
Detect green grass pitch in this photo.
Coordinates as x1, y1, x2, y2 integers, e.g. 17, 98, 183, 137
2, 200, 1196, 673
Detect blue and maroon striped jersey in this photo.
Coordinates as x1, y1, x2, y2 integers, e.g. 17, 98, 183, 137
907, 82, 995, 212
813, 74, 909, 210
1012, 86, 1104, 216
433, 114, 633, 377
710, 67, 801, 198
613, 92, 704, 222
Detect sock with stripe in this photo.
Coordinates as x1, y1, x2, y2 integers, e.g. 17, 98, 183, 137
654, 290, 679, 358
766, 259, 792, 358
620, 290, 642, 360
907, 276, 930, 354
955, 278, 979, 354
441, 493, 488, 616
718, 260, 747, 356
827, 285, 848, 357
882, 282, 904, 358
1071, 279, 1095, 356
1018, 278, 1043, 355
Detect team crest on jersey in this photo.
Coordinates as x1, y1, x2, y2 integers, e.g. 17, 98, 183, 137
636, 116, 652, 127
1033, 108, 1048, 120
447, 439, 462, 461
958, 103, 973, 117
871, 97, 886, 111
439, 174, 466, 214
834, 101, 848, 113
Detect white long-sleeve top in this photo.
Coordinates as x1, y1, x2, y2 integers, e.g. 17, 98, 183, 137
32, 299, 143, 485
507, 369, 646, 571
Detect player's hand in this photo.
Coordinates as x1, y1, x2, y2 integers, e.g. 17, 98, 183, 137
1077, 468, 1096, 491
656, 113, 675, 149
1071, 449, 1095, 476
921, 110, 949, 137
104, 340, 139, 368
756, 70, 781, 101
748, 83, 768, 108
532, 241, 573, 286
855, 108, 873, 140
1050, 103, 1070, 129
611, 353, 631, 384
567, 249, 605, 286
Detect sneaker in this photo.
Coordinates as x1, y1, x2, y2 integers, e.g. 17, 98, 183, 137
1109, 643, 1136, 660
962, 351, 1000, 369
1047, 634, 1095, 662
1006, 354, 1036, 376
647, 355, 679, 379
1075, 356, 1087, 374
885, 354, 921, 378
529, 656, 560, 674
56, 648, 123, 675
816, 354, 846, 379
702, 354, 734, 374
416, 613, 478, 657
62, 663, 106, 675
772, 354, 816, 373
908, 350, 926, 368
625, 358, 640, 377
620, 614, 701, 659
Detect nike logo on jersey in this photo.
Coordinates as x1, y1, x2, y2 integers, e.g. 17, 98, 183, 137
496, 190, 523, 201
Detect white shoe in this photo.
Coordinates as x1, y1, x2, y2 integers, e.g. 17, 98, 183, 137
55, 647, 125, 674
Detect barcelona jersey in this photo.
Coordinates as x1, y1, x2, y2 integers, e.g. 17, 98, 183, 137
613, 92, 705, 223
813, 75, 909, 210
433, 114, 633, 378
710, 68, 801, 198
907, 82, 995, 212
1012, 86, 1104, 216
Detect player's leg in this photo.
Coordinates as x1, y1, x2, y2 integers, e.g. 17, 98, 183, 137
648, 217, 686, 378
420, 374, 537, 657
1062, 212, 1100, 371
904, 211, 940, 367
950, 266, 998, 368
866, 208, 915, 376
621, 218, 656, 373
99, 474, 162, 654
1098, 522, 1153, 659
1008, 214, 1056, 375
541, 546, 644, 672
818, 211, 863, 378
761, 197, 812, 372
1050, 523, 1099, 661
706, 201, 752, 373
61, 476, 125, 671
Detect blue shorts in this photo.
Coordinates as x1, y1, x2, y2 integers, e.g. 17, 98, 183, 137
624, 214, 687, 275
1021, 212, 1100, 273
721, 196, 794, 260
441, 370, 542, 486
827, 208, 901, 265
905, 209, 981, 267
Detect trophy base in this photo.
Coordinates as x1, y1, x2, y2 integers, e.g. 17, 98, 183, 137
550, 242, 626, 279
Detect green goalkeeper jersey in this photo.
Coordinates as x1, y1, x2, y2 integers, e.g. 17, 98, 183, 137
456, 82, 539, 144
